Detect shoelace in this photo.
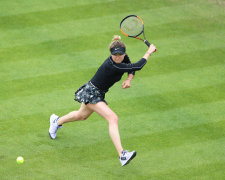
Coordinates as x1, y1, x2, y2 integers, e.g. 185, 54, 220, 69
53, 117, 60, 123
54, 117, 63, 129
122, 150, 129, 156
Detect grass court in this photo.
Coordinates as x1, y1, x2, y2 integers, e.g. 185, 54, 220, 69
0, 0, 225, 179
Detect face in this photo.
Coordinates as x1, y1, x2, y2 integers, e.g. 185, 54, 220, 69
111, 53, 126, 63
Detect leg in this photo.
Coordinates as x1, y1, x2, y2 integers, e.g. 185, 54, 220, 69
58, 103, 93, 125
49, 103, 93, 139
87, 101, 123, 156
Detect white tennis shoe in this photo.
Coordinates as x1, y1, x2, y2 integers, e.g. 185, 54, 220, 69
119, 150, 136, 166
49, 114, 62, 139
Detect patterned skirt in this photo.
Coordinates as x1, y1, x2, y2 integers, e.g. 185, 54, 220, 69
74, 81, 107, 105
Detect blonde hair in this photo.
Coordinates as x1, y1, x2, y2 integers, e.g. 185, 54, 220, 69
109, 35, 126, 50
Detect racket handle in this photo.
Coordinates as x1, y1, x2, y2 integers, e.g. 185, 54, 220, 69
144, 40, 151, 47
144, 40, 157, 52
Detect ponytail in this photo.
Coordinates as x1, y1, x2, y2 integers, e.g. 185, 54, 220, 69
109, 35, 126, 50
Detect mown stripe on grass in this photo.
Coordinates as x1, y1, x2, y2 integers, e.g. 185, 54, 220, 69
1, 13, 224, 65
0, 29, 224, 78
0, 0, 114, 17
1, 3, 224, 49
118, 100, 225, 137
1, 113, 224, 158
1, 48, 224, 100
114, 63, 225, 101
98, 140, 225, 179
0, 81, 224, 121
149, 162, 225, 180
1, 99, 224, 141
132, 138, 225, 175
1, 120, 224, 178
112, 83, 225, 116
92, 138, 225, 179
151, 31, 225, 57
0, 32, 113, 63
151, 15, 225, 40
1, 106, 224, 178
126, 120, 225, 151
25, 137, 224, 180
140, 47, 225, 76
1, 63, 224, 114
0, 1, 195, 30
0, 56, 224, 99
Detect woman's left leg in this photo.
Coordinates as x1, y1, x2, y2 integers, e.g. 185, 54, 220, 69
87, 101, 123, 156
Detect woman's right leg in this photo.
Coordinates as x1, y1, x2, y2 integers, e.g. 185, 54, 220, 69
86, 102, 137, 166
57, 103, 93, 125
49, 103, 93, 139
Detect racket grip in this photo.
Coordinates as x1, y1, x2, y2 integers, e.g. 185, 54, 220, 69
144, 40, 151, 47
144, 40, 157, 52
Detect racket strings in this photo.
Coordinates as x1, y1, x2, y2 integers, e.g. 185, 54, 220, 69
120, 17, 143, 37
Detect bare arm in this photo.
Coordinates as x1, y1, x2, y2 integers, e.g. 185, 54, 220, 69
143, 44, 156, 60
121, 45, 156, 89
113, 44, 156, 73
122, 73, 134, 89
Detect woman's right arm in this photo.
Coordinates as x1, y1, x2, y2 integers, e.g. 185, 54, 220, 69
143, 44, 156, 60
111, 44, 156, 72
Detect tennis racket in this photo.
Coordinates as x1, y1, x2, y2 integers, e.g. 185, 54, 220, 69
120, 15, 156, 51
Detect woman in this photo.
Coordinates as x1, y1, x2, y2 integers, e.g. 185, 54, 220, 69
49, 35, 156, 166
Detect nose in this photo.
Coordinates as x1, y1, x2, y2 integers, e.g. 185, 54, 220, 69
114, 56, 118, 61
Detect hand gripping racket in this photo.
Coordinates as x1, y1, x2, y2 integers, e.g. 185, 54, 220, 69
120, 15, 156, 51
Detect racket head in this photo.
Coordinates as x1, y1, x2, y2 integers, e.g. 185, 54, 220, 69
120, 15, 144, 38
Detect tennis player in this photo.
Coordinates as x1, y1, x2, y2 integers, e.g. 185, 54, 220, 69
49, 35, 156, 166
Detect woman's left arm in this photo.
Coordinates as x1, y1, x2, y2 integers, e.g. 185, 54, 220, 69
123, 55, 135, 74
122, 54, 134, 89
122, 73, 134, 89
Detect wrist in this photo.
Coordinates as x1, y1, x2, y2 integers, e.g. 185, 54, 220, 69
127, 74, 134, 81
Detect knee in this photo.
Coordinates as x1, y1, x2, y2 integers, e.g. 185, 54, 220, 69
70, 111, 88, 121
80, 115, 88, 120
108, 114, 118, 124
78, 112, 90, 120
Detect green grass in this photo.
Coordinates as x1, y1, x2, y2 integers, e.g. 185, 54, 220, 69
0, 0, 225, 179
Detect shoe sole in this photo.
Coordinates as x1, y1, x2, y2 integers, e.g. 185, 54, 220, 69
49, 132, 55, 140
122, 151, 136, 166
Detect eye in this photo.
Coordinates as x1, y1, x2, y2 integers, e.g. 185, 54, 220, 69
115, 53, 122, 56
